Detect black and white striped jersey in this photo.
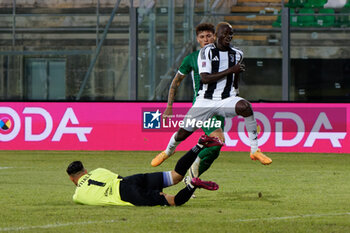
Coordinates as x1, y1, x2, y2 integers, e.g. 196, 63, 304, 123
197, 43, 243, 100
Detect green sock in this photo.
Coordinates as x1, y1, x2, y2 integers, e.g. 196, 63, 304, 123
197, 146, 221, 176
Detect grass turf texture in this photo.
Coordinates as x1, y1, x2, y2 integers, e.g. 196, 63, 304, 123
0, 151, 350, 233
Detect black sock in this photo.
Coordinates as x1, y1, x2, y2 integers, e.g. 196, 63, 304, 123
174, 145, 202, 176
174, 186, 196, 206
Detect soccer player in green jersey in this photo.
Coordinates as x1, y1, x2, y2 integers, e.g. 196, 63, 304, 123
67, 135, 223, 206
151, 23, 229, 179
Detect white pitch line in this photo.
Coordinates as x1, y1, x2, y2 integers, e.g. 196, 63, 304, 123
0, 167, 12, 170
0, 219, 117, 232
1, 212, 350, 231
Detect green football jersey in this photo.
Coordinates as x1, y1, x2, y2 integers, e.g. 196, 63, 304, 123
178, 50, 201, 103
72, 168, 133, 206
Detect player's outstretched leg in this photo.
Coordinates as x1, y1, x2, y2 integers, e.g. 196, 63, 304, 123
151, 129, 193, 167
244, 115, 272, 165
189, 145, 221, 179
151, 132, 179, 167
173, 134, 224, 178
172, 177, 219, 206
188, 127, 224, 180
171, 137, 221, 206
236, 100, 272, 165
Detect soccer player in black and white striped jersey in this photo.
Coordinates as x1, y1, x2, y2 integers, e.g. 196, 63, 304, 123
153, 22, 272, 166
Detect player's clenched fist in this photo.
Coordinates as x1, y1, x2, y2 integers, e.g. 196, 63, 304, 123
229, 63, 245, 74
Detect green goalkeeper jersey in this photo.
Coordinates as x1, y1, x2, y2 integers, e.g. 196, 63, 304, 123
178, 50, 201, 103
72, 168, 133, 206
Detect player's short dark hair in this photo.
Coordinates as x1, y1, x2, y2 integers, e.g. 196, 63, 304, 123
66, 161, 84, 175
216, 22, 232, 33
195, 23, 215, 36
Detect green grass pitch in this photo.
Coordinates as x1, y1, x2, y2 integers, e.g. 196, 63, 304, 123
0, 150, 350, 233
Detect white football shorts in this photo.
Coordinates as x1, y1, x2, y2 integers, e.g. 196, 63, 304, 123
182, 96, 244, 132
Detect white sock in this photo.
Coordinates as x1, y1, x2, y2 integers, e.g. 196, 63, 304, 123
187, 181, 195, 189
244, 115, 258, 153
189, 156, 200, 179
165, 132, 181, 156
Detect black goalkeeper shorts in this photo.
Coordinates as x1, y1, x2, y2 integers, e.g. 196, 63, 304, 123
119, 172, 170, 206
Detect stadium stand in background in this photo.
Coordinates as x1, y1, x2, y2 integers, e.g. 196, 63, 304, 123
0, 0, 349, 102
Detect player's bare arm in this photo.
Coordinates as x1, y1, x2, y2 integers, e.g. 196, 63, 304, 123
200, 63, 245, 84
163, 73, 186, 120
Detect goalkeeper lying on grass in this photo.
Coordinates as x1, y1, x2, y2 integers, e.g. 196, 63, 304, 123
67, 135, 223, 206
